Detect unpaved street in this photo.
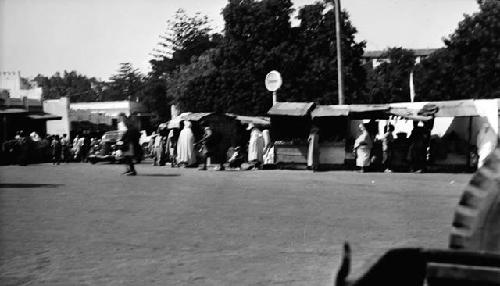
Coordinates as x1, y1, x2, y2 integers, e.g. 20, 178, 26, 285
0, 163, 470, 285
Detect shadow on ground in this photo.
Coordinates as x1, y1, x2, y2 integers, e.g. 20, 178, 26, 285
0, 183, 63, 188
136, 174, 181, 177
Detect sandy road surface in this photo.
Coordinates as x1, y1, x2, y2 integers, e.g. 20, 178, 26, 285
0, 163, 470, 285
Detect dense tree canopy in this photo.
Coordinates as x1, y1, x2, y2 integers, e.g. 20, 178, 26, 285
35, 0, 499, 123
169, 0, 367, 115
415, 0, 500, 101
34, 71, 101, 102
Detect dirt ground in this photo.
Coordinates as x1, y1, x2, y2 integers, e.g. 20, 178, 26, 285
0, 162, 471, 285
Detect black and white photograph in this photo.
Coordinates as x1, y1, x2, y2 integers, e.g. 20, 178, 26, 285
1, 0, 499, 285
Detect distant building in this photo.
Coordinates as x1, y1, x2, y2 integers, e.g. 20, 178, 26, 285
0, 71, 41, 100
0, 71, 61, 144
363, 48, 437, 68
44, 99, 151, 137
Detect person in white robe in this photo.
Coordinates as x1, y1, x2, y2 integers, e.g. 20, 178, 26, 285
354, 123, 373, 172
176, 121, 196, 166
247, 124, 264, 164
307, 127, 320, 171
477, 122, 497, 168
262, 129, 274, 165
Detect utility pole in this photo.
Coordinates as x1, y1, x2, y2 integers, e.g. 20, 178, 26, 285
334, 0, 345, 105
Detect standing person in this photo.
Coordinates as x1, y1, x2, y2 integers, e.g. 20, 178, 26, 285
307, 126, 320, 171
247, 124, 264, 168
199, 126, 224, 171
152, 133, 162, 166
16, 130, 30, 166
61, 134, 70, 162
118, 113, 141, 175
51, 135, 62, 165
354, 123, 373, 172
477, 122, 497, 169
382, 124, 395, 172
408, 126, 427, 172
167, 129, 178, 167
176, 121, 196, 167
262, 129, 275, 166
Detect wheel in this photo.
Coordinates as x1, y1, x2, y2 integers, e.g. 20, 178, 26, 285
449, 148, 500, 253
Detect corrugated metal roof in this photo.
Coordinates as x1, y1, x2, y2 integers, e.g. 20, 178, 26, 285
268, 102, 315, 116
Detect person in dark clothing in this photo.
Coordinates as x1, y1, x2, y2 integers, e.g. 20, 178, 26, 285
51, 135, 62, 165
408, 127, 427, 172
119, 114, 141, 176
199, 126, 224, 171
16, 130, 30, 166
61, 134, 70, 162
382, 124, 395, 172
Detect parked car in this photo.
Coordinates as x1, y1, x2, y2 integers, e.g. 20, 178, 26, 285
87, 130, 125, 164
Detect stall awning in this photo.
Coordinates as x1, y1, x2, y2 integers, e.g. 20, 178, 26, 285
27, 113, 62, 120
167, 112, 216, 129
179, 112, 213, 121
311, 104, 390, 118
268, 102, 315, 116
311, 105, 349, 117
232, 115, 270, 126
167, 118, 181, 129
389, 107, 434, 121
0, 108, 29, 114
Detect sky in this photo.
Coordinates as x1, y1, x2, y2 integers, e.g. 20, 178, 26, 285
0, 0, 479, 81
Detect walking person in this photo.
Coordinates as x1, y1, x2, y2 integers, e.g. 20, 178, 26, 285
51, 135, 62, 165
118, 113, 141, 176
199, 126, 224, 171
354, 123, 373, 172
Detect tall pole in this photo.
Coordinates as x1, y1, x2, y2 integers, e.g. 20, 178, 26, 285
334, 0, 345, 105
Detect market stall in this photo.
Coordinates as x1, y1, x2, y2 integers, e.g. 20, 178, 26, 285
267, 102, 315, 166
311, 104, 390, 167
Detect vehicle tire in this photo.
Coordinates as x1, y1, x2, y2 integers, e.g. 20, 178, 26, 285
449, 148, 500, 254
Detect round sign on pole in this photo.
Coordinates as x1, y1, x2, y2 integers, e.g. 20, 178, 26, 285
265, 70, 282, 92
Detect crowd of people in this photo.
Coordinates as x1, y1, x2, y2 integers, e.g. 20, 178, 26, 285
1, 130, 105, 166
352, 121, 433, 173
145, 121, 273, 173
3, 115, 494, 174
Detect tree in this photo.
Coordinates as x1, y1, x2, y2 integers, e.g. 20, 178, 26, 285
173, 0, 366, 115
292, 2, 366, 104
415, 0, 500, 101
161, 0, 367, 115
105, 63, 144, 101
366, 47, 416, 103
34, 71, 101, 102
150, 9, 219, 77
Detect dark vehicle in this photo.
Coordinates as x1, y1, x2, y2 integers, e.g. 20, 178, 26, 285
87, 130, 125, 164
